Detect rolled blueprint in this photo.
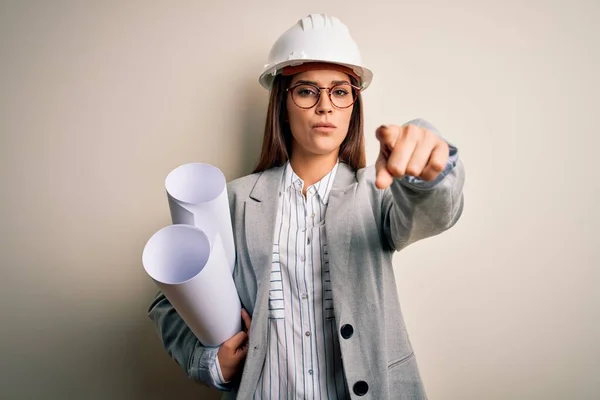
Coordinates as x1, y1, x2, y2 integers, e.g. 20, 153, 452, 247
165, 163, 235, 273
142, 224, 241, 346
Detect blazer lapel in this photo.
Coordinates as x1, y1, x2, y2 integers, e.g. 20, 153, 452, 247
244, 165, 285, 286
326, 162, 358, 299
238, 166, 285, 400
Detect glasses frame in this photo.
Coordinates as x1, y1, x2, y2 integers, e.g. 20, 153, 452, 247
286, 82, 362, 109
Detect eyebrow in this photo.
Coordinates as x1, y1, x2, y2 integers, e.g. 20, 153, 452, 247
294, 79, 351, 86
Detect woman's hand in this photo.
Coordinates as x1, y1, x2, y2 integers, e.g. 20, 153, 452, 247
217, 308, 252, 382
375, 124, 449, 189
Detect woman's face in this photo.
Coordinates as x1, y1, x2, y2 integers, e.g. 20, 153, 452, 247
286, 69, 355, 159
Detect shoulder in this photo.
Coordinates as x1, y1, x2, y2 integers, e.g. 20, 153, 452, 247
348, 163, 382, 197
226, 171, 262, 201
335, 162, 376, 186
355, 164, 389, 210
226, 164, 285, 201
356, 164, 377, 187
335, 162, 385, 207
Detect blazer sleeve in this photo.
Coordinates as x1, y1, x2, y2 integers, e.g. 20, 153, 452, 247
147, 291, 234, 391
381, 118, 466, 251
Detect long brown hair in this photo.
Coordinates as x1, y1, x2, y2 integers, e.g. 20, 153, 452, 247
252, 74, 366, 173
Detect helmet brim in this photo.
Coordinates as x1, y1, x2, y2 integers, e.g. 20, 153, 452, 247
259, 59, 373, 91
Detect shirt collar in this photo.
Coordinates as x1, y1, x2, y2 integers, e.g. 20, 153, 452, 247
281, 159, 339, 205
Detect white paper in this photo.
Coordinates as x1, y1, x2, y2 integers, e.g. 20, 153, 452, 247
142, 224, 242, 347
165, 163, 235, 273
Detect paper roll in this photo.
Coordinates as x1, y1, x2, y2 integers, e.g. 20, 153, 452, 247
142, 224, 242, 347
165, 163, 236, 273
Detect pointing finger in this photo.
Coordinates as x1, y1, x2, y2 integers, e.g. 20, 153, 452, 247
376, 125, 397, 152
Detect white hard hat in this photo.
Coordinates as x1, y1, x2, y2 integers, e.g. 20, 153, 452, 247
258, 14, 373, 91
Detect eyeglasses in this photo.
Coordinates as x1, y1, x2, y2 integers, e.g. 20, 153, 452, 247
286, 82, 361, 109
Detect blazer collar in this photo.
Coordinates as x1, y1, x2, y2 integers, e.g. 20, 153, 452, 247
248, 161, 357, 202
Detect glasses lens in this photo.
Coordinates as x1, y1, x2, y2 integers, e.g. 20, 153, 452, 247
290, 84, 357, 109
329, 84, 355, 108
291, 84, 320, 108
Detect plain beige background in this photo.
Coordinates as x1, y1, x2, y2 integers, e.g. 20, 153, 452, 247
1, 1, 598, 399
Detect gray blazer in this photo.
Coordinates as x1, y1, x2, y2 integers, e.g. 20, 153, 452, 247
149, 122, 466, 400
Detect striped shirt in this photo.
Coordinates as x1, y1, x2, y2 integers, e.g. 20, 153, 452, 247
253, 160, 349, 399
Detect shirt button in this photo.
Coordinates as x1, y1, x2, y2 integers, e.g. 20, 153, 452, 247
301, 294, 308, 300
311, 213, 315, 218
308, 369, 313, 375
305, 331, 311, 337
300, 255, 305, 262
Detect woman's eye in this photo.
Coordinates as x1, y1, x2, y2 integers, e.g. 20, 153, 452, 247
297, 88, 317, 96
333, 89, 349, 96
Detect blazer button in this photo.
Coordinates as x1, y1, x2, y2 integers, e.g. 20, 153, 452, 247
353, 380, 369, 396
340, 324, 354, 339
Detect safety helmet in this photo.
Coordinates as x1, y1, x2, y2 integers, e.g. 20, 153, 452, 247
258, 14, 373, 91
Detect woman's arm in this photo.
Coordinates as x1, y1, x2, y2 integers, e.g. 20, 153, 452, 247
380, 118, 466, 251
147, 291, 233, 391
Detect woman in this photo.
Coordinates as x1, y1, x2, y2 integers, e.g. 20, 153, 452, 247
148, 13, 465, 400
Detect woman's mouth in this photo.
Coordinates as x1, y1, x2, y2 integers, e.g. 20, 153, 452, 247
313, 122, 337, 132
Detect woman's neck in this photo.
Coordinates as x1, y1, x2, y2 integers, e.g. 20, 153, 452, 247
290, 150, 339, 195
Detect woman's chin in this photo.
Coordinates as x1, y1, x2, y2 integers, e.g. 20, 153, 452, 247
311, 137, 343, 153
293, 136, 344, 158
307, 145, 341, 157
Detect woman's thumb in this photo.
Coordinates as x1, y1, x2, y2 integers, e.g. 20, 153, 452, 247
375, 155, 394, 189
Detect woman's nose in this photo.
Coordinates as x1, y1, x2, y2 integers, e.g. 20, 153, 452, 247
315, 92, 333, 114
